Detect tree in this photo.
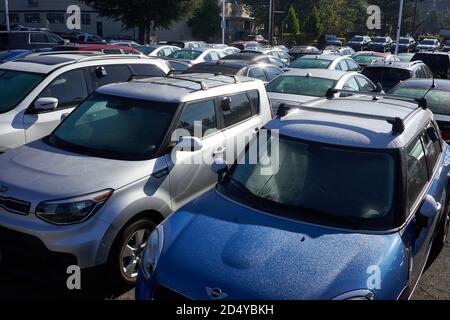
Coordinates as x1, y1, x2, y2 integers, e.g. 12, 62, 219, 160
188, 0, 221, 41
302, 6, 323, 40
284, 4, 300, 35
81, 0, 202, 43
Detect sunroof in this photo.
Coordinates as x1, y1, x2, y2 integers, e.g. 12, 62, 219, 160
15, 56, 74, 66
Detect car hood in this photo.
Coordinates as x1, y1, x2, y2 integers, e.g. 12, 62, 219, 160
156, 191, 407, 300
0, 140, 158, 205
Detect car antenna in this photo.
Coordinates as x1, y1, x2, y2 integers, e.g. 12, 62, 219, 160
421, 75, 436, 105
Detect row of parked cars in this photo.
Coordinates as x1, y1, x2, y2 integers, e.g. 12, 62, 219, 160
0, 33, 450, 300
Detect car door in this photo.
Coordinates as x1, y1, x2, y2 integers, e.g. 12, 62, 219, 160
167, 98, 227, 210
23, 68, 90, 143
402, 130, 444, 288
221, 91, 262, 164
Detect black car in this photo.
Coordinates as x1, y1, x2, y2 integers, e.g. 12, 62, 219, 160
347, 35, 372, 51
367, 36, 394, 53
183, 60, 283, 83
411, 52, 450, 79
442, 41, 450, 52
361, 60, 433, 92
288, 45, 321, 60
318, 34, 342, 49
390, 79, 450, 140
0, 31, 65, 51
391, 36, 416, 53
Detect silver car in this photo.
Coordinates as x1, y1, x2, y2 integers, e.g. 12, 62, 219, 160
0, 74, 272, 286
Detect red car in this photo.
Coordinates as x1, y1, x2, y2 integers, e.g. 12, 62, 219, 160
50, 44, 141, 55
352, 51, 400, 68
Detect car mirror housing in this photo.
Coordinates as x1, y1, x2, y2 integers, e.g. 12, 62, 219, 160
211, 158, 228, 181
420, 195, 441, 220
176, 136, 203, 152
34, 97, 59, 112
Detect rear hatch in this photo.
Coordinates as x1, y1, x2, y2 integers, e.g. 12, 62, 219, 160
413, 53, 450, 79
362, 67, 411, 92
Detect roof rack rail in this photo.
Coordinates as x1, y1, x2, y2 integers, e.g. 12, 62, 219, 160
167, 74, 208, 90
276, 97, 426, 135
325, 88, 428, 109
212, 72, 241, 83
30, 50, 104, 56
130, 74, 209, 91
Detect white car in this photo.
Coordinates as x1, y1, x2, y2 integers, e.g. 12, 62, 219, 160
289, 54, 360, 72
168, 48, 226, 65
139, 45, 180, 57
266, 69, 377, 112
0, 52, 170, 153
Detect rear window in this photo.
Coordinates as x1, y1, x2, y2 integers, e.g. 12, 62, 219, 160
289, 58, 332, 69
412, 54, 449, 70
362, 67, 411, 83
390, 87, 450, 116
353, 55, 382, 65
168, 50, 202, 60
183, 64, 240, 75
266, 75, 336, 97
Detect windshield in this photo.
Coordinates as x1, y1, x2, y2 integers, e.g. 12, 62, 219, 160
399, 38, 410, 43
168, 50, 202, 60
420, 39, 435, 45
289, 58, 332, 69
0, 69, 45, 114
47, 93, 178, 160
398, 53, 413, 62
391, 87, 450, 116
136, 46, 156, 55
351, 36, 363, 42
219, 134, 396, 229
374, 38, 386, 43
266, 76, 335, 97
353, 54, 383, 65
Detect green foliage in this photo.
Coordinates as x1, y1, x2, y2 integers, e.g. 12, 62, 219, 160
188, 0, 222, 41
284, 5, 300, 35
302, 6, 324, 40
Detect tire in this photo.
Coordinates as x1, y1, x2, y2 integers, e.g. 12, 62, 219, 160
107, 218, 156, 288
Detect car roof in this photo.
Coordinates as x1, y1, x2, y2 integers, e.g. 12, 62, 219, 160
265, 96, 432, 149
300, 54, 342, 61
221, 52, 267, 61
365, 60, 417, 69
96, 73, 257, 103
354, 51, 386, 56
189, 60, 258, 69
393, 78, 450, 91
282, 68, 350, 80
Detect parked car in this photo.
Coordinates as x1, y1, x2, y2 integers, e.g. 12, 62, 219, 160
398, 52, 415, 62
183, 60, 283, 83
0, 74, 272, 286
390, 79, 450, 140
245, 34, 269, 45
319, 34, 343, 49
223, 47, 241, 55
0, 49, 51, 63
135, 45, 180, 57
362, 60, 433, 92
221, 52, 288, 68
442, 41, 450, 52
416, 38, 441, 52
74, 33, 106, 44
136, 92, 450, 300
164, 59, 191, 74
0, 53, 170, 153
261, 49, 292, 65
347, 35, 372, 51
109, 41, 141, 48
266, 69, 376, 112
352, 51, 400, 68
0, 31, 65, 51
230, 41, 262, 51
322, 46, 355, 57
391, 36, 416, 53
167, 48, 225, 65
161, 41, 205, 49
411, 52, 450, 79
288, 54, 360, 72
50, 44, 141, 55
288, 45, 321, 60
367, 36, 394, 52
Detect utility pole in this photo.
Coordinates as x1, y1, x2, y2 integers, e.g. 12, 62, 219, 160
4, 0, 10, 31
221, 0, 226, 44
268, 0, 273, 44
412, 0, 418, 36
395, 0, 404, 55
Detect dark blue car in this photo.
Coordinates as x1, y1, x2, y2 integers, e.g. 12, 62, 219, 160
136, 93, 450, 300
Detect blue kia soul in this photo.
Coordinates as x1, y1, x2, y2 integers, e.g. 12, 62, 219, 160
136, 92, 450, 300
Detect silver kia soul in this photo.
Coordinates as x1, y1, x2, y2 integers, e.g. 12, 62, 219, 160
0, 74, 271, 285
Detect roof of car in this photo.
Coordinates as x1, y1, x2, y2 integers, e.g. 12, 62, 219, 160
96, 74, 257, 103
282, 68, 351, 80
353, 51, 386, 56
265, 96, 433, 149
393, 78, 450, 91
300, 54, 343, 61
221, 52, 267, 61
365, 60, 419, 69
187, 60, 259, 70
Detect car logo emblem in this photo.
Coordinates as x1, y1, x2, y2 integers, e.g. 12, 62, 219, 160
0, 185, 7, 193
206, 287, 228, 300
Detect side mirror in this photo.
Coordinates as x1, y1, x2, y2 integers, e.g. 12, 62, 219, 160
211, 158, 228, 181
176, 136, 202, 152
60, 113, 69, 122
34, 97, 58, 112
420, 195, 441, 220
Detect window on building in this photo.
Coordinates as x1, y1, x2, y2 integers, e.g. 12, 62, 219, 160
4, 13, 20, 24
24, 13, 41, 24
28, 0, 39, 8
46, 13, 65, 24
81, 13, 91, 26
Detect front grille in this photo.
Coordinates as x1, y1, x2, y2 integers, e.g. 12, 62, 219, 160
0, 196, 31, 215
153, 285, 189, 300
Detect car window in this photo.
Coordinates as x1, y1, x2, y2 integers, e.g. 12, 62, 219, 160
264, 67, 283, 81
421, 125, 441, 173
406, 136, 429, 210
356, 76, 375, 92
176, 99, 217, 138
47, 33, 62, 44
37, 69, 88, 110
247, 90, 260, 115
221, 93, 253, 127
343, 77, 359, 91
415, 66, 426, 78
103, 49, 122, 54
248, 67, 267, 81
338, 60, 349, 71
268, 57, 285, 68
346, 59, 360, 71
129, 64, 167, 77
90, 64, 132, 89
423, 65, 433, 78
30, 33, 48, 43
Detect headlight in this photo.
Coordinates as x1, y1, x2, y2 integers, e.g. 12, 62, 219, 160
332, 290, 375, 300
36, 189, 113, 225
141, 225, 164, 281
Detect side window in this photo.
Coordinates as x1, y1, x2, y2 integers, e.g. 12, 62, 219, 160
209, 51, 220, 61
37, 69, 88, 109
343, 77, 360, 91
423, 65, 433, 78
221, 93, 253, 127
335, 63, 342, 71
406, 136, 429, 209
129, 64, 166, 77
338, 60, 349, 71
204, 53, 213, 62
176, 100, 217, 138
346, 59, 360, 71
268, 57, 284, 68
47, 34, 63, 44
90, 64, 132, 89
248, 67, 267, 81
103, 49, 122, 54
416, 66, 426, 78
30, 33, 48, 43
421, 125, 441, 173
264, 67, 283, 81
247, 90, 260, 115
356, 76, 375, 92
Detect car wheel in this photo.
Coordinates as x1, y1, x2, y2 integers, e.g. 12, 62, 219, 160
108, 218, 156, 287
